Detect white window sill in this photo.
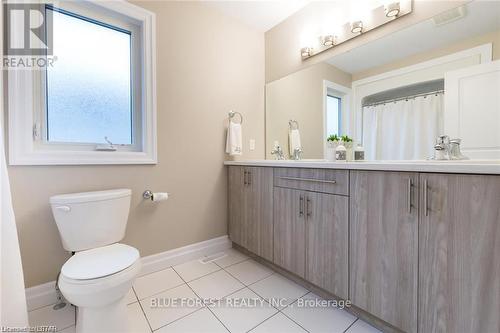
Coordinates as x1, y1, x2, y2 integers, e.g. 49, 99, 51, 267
9, 150, 157, 166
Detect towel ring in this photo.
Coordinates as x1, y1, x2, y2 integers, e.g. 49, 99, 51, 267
289, 120, 299, 130
228, 111, 243, 124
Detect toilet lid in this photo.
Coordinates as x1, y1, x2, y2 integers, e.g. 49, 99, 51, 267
62, 243, 139, 280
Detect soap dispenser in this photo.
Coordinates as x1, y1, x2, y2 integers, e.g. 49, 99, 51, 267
354, 144, 365, 161
335, 144, 347, 161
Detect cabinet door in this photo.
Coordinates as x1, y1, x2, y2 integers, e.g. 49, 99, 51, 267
306, 191, 348, 299
350, 171, 418, 333
273, 187, 306, 278
228, 166, 244, 246
244, 167, 274, 261
419, 174, 500, 333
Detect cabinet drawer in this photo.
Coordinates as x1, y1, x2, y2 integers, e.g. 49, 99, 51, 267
274, 168, 349, 196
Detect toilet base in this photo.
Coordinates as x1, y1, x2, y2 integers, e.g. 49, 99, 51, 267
76, 297, 129, 333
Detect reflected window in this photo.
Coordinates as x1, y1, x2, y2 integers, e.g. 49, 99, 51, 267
326, 95, 341, 136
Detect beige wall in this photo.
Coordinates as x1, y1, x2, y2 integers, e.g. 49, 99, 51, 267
353, 29, 500, 81
265, 0, 469, 83
265, 63, 351, 159
8, 1, 265, 287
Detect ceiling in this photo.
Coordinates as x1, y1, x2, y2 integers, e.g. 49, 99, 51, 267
203, 0, 311, 32
327, 1, 500, 74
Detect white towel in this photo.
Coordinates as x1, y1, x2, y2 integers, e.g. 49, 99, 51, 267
226, 121, 242, 156
289, 129, 302, 155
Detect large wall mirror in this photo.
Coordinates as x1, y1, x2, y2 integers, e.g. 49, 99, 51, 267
265, 1, 500, 160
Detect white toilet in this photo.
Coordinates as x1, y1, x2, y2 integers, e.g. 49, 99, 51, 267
50, 189, 141, 333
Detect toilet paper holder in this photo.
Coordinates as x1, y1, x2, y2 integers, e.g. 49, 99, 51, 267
143, 190, 169, 201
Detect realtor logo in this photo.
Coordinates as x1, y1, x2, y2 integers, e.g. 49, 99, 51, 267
4, 3, 53, 56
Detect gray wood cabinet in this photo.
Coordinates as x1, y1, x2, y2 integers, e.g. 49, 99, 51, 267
305, 191, 348, 299
350, 171, 418, 333
273, 182, 348, 297
228, 166, 244, 246
228, 164, 500, 333
228, 166, 273, 261
419, 173, 500, 333
273, 187, 306, 277
274, 168, 349, 195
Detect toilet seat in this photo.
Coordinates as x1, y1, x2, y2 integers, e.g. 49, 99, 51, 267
62, 243, 139, 280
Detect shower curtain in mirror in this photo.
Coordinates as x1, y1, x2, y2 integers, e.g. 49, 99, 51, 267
1, 97, 29, 327
363, 93, 444, 160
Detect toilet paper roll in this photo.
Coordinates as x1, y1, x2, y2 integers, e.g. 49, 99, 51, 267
152, 192, 169, 202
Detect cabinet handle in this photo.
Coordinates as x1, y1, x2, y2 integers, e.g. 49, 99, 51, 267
424, 179, 429, 216
407, 178, 412, 213
306, 197, 312, 218
299, 195, 304, 217
243, 171, 248, 185
278, 176, 337, 184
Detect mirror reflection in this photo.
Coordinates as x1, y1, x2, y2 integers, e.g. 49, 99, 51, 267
265, 1, 500, 161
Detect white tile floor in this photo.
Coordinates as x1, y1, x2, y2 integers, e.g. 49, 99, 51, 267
28, 248, 382, 333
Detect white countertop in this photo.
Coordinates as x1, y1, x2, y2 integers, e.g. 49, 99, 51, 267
224, 159, 500, 175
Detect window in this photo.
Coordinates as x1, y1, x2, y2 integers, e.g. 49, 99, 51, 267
46, 6, 133, 145
8, 1, 156, 165
326, 95, 341, 136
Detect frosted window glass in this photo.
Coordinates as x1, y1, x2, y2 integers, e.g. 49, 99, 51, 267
46, 8, 132, 144
327, 95, 341, 136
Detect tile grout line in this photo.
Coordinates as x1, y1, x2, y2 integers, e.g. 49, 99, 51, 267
277, 309, 311, 333
173, 260, 289, 333
342, 318, 359, 333
222, 265, 275, 289
244, 311, 281, 333
149, 266, 208, 332
134, 286, 154, 333
135, 264, 211, 302
135, 280, 186, 302
151, 307, 207, 332
274, 291, 313, 333
172, 266, 232, 333
135, 266, 191, 332
175, 264, 222, 285
185, 270, 280, 333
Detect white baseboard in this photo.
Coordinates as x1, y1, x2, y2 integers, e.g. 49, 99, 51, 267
138, 235, 231, 276
25, 235, 232, 311
25, 280, 57, 312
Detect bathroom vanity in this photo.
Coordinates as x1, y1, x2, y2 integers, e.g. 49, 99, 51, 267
225, 160, 500, 333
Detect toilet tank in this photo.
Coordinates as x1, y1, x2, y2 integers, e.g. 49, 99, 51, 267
50, 189, 132, 252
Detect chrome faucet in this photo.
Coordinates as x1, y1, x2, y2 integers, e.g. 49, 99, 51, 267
432, 135, 468, 160
291, 147, 303, 160
433, 135, 451, 160
271, 144, 285, 160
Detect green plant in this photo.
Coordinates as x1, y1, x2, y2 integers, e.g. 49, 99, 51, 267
340, 135, 353, 142
327, 134, 340, 142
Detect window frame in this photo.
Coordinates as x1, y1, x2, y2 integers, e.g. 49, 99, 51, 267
326, 94, 342, 136
322, 80, 351, 158
8, 1, 157, 165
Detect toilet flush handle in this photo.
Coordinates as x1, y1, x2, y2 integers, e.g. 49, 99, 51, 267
54, 205, 71, 212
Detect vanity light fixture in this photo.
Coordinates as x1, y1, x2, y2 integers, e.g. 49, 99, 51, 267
299, 0, 412, 60
351, 21, 363, 34
301, 47, 313, 59
385, 2, 400, 17
321, 35, 336, 47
